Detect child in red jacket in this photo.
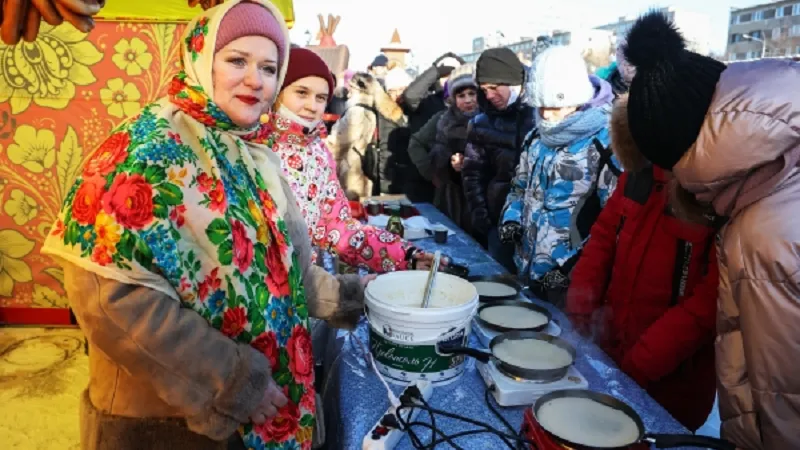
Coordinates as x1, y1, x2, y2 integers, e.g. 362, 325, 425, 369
566, 95, 719, 431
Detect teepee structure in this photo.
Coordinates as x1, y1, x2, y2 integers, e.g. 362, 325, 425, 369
306, 14, 350, 76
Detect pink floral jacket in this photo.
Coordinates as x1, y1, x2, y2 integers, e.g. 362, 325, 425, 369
264, 112, 414, 273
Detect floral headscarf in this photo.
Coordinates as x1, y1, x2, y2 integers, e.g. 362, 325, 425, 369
42, 1, 318, 448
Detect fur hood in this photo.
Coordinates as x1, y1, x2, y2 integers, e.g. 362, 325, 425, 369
609, 95, 648, 173
347, 72, 404, 123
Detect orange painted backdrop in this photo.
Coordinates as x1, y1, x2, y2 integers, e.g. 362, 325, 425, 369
0, 21, 187, 314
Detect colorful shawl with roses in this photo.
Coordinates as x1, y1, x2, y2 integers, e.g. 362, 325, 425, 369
42, 1, 317, 448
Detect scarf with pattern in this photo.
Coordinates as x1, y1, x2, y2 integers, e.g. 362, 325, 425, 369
41, 1, 317, 448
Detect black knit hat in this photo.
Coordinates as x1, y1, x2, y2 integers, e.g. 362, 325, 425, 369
476, 47, 525, 86
624, 11, 727, 170
370, 54, 389, 68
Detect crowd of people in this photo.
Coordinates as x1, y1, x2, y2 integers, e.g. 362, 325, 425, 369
13, 0, 796, 449
326, 9, 799, 450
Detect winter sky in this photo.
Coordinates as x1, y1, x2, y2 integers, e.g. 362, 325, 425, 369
288, 0, 760, 69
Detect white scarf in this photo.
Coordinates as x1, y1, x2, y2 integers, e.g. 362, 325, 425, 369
278, 104, 322, 130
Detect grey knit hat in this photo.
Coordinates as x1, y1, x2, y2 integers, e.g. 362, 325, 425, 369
447, 64, 477, 99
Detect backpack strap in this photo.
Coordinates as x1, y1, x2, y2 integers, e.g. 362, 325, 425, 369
522, 129, 539, 150
584, 138, 621, 215
346, 103, 382, 193
573, 138, 620, 241
593, 138, 622, 177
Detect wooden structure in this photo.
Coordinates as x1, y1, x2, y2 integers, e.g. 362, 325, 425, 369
381, 29, 410, 68
306, 14, 350, 76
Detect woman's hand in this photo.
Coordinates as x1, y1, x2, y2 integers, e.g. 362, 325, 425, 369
413, 252, 450, 271
250, 380, 288, 424
451, 153, 464, 172
360, 273, 378, 288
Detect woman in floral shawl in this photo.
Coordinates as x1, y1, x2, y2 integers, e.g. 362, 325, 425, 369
41, 2, 367, 450
260, 47, 443, 273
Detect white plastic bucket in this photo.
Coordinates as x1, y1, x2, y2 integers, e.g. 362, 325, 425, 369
364, 271, 479, 386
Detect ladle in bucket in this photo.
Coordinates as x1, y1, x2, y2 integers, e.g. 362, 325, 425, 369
421, 250, 442, 308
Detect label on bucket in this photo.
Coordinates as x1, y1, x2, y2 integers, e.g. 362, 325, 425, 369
369, 328, 467, 373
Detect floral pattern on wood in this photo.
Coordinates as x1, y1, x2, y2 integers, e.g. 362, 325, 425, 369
0, 21, 186, 309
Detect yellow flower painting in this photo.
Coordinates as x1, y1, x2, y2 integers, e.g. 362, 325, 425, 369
100, 78, 143, 119
4, 189, 39, 225
112, 38, 154, 76
32, 284, 68, 307
0, 20, 186, 313
0, 23, 103, 114
0, 229, 35, 297
6, 125, 56, 173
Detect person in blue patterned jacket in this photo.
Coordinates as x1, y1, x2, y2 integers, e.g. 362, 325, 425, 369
500, 46, 620, 308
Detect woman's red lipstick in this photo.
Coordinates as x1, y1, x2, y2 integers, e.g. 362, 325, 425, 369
236, 95, 259, 105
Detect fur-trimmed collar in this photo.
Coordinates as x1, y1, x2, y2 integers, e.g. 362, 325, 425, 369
610, 94, 648, 172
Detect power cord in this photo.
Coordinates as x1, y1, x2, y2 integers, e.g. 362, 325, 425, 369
485, 385, 525, 450
325, 329, 539, 449
392, 385, 539, 449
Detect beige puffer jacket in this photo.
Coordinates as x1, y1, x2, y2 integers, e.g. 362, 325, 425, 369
673, 59, 800, 450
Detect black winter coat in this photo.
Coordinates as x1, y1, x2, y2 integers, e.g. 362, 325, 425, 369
386, 65, 447, 202
324, 88, 349, 134
401, 65, 447, 133
342, 98, 416, 199
376, 113, 409, 196
462, 95, 535, 235
429, 107, 475, 231
366, 67, 446, 201
327, 88, 349, 117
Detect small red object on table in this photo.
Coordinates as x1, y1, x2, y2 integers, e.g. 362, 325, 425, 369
349, 201, 366, 220
520, 407, 647, 450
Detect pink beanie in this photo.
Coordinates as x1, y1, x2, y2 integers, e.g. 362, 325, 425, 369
214, 2, 287, 64
343, 70, 356, 87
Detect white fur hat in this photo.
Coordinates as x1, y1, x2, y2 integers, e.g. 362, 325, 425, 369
437, 56, 462, 69
529, 46, 594, 108
384, 67, 412, 91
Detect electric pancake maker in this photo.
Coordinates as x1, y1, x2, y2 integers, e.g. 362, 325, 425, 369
472, 299, 588, 407
521, 407, 648, 450
478, 358, 588, 407
521, 390, 735, 450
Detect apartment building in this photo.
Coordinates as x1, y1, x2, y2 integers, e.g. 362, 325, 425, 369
459, 31, 572, 64
726, 1, 800, 61
596, 6, 713, 55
